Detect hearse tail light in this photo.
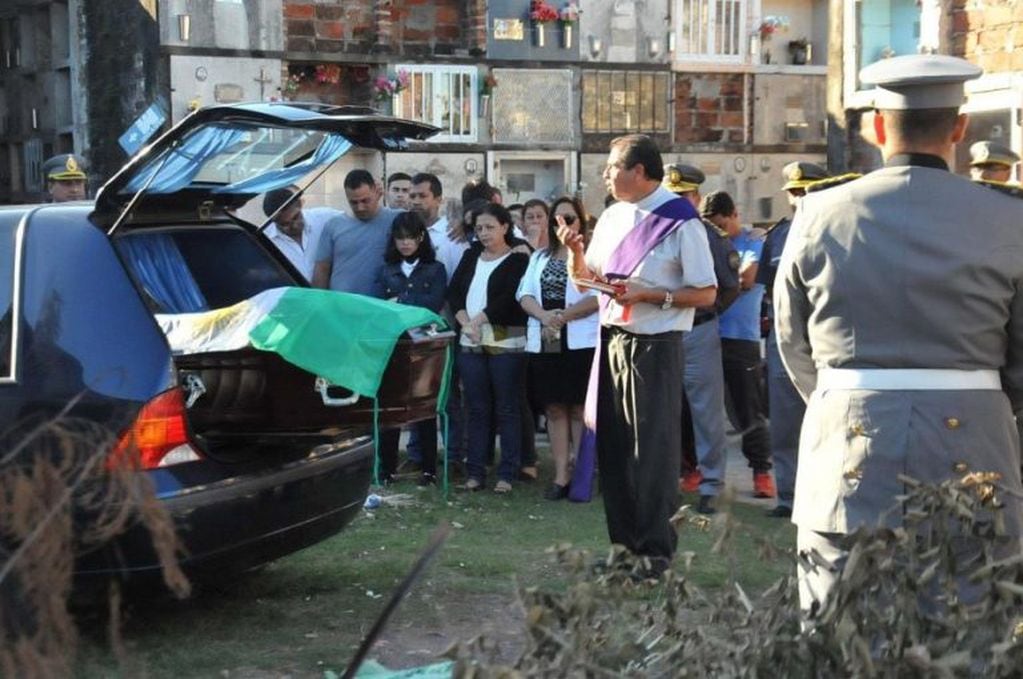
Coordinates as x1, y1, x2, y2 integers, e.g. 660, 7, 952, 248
110, 388, 202, 470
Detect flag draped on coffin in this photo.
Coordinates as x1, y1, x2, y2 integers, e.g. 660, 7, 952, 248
156, 287, 447, 399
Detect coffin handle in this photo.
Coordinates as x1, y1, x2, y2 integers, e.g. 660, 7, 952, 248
314, 376, 361, 407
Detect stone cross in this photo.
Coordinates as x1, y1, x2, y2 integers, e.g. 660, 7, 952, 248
254, 67, 274, 100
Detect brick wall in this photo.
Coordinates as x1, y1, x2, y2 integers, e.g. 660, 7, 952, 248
283, 0, 464, 55
674, 73, 746, 145
950, 0, 1023, 72
464, 0, 487, 56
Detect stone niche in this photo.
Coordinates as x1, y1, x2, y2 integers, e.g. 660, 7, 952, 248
160, 0, 285, 51
492, 68, 576, 146
168, 55, 282, 122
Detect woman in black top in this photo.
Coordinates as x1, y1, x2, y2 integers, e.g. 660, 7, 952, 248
447, 204, 529, 493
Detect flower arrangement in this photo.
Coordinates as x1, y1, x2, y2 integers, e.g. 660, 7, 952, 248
284, 64, 345, 96
530, 0, 559, 24
315, 64, 343, 85
481, 72, 498, 96
756, 15, 790, 41
558, 2, 579, 25
373, 69, 410, 101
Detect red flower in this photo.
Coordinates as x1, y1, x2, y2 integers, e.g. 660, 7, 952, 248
530, 0, 559, 23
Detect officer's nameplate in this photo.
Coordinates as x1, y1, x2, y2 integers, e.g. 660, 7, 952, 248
493, 18, 525, 41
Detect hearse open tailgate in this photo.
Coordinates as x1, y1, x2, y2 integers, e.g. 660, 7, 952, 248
174, 326, 454, 435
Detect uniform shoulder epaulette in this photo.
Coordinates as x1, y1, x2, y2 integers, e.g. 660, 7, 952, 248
702, 217, 728, 238
973, 178, 1023, 199
804, 173, 863, 194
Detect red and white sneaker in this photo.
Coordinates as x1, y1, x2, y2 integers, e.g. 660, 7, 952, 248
753, 472, 776, 499
679, 470, 703, 493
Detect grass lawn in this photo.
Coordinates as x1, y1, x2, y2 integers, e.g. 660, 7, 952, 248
76, 473, 796, 678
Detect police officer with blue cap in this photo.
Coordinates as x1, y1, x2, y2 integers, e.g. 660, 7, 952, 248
758, 161, 828, 519
774, 54, 1023, 614
663, 162, 740, 514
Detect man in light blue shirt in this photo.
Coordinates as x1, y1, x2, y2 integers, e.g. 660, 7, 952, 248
701, 191, 774, 499
312, 169, 401, 296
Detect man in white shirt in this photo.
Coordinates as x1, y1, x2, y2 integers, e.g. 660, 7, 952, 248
561, 134, 717, 578
262, 187, 325, 282
410, 172, 468, 283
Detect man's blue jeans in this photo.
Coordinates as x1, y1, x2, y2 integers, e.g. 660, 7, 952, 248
458, 350, 525, 484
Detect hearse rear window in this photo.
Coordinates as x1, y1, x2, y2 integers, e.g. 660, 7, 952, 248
0, 215, 20, 381
114, 226, 297, 314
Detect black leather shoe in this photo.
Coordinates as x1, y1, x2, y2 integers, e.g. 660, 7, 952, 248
767, 505, 792, 518
544, 483, 569, 500
696, 495, 716, 515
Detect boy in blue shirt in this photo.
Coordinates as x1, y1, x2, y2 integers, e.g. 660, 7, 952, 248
700, 191, 775, 499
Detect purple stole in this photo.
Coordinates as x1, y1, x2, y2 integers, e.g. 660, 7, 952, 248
569, 196, 699, 502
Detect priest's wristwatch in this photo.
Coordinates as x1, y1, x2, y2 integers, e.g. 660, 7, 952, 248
661, 289, 674, 310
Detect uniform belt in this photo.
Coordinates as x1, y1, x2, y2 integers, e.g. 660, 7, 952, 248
816, 368, 1001, 391
693, 312, 717, 327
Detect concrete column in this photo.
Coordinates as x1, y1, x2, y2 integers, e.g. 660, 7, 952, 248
374, 0, 393, 52
825, 0, 846, 172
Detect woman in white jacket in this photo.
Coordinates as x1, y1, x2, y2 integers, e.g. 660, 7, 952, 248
517, 197, 599, 500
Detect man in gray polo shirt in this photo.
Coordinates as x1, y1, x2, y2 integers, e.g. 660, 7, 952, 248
313, 169, 401, 296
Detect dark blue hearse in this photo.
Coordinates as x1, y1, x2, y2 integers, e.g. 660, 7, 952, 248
0, 104, 446, 586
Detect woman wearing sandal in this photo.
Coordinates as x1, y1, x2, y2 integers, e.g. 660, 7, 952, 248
517, 197, 599, 500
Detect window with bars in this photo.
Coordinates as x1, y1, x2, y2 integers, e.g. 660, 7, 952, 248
582, 71, 670, 134
393, 65, 477, 143
677, 0, 746, 62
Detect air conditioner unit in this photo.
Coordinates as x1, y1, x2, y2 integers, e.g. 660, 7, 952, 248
784, 122, 810, 143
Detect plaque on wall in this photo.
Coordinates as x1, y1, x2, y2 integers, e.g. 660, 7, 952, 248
493, 18, 525, 41
613, 0, 635, 16
214, 83, 245, 103
506, 173, 535, 192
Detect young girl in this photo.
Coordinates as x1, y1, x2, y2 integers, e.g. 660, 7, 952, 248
375, 212, 448, 486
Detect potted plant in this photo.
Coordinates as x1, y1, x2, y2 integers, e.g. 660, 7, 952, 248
529, 0, 558, 48
559, 2, 579, 49
788, 37, 810, 65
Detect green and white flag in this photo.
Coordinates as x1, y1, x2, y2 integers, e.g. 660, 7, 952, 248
157, 287, 448, 399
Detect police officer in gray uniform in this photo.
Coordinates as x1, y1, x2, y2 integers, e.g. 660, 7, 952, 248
968, 140, 1019, 183
757, 161, 829, 518
663, 163, 740, 514
775, 54, 1023, 614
